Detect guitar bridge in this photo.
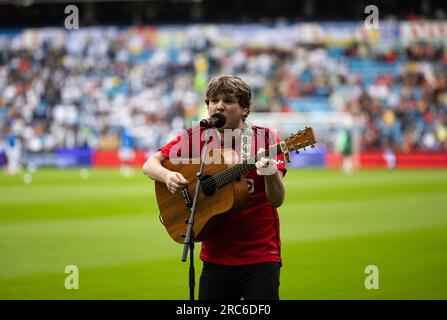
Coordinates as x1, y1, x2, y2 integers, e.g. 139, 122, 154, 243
182, 188, 192, 208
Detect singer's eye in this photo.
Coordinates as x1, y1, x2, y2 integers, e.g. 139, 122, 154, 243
209, 97, 236, 105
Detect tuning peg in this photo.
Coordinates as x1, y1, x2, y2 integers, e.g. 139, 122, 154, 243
295, 150, 299, 154
311, 145, 315, 148
284, 152, 291, 163
303, 147, 306, 151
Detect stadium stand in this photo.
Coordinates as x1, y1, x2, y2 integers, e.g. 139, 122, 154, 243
1, 23, 446, 158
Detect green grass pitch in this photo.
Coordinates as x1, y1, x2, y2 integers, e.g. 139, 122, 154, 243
1, 167, 446, 299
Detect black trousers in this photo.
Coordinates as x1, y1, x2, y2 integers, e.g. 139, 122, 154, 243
199, 262, 281, 300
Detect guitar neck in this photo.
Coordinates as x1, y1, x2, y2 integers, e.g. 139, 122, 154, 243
213, 143, 283, 188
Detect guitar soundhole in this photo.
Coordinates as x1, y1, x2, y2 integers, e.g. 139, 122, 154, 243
201, 175, 216, 196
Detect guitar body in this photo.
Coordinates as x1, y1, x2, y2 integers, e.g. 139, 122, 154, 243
155, 148, 249, 243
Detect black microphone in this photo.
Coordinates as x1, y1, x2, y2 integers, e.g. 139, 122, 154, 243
200, 113, 226, 128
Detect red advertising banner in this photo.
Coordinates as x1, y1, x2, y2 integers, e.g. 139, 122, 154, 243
92, 151, 447, 169
92, 151, 148, 167
327, 153, 447, 169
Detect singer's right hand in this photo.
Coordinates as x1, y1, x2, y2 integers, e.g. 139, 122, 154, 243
164, 171, 189, 194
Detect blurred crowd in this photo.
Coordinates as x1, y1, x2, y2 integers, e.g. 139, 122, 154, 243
1, 27, 446, 155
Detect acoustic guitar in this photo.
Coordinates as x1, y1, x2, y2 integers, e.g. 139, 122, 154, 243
155, 127, 316, 243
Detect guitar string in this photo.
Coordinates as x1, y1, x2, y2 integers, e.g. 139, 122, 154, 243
184, 137, 312, 196
185, 153, 260, 195
181, 131, 309, 195
185, 147, 272, 194
175, 125, 228, 195
184, 122, 254, 192
172, 125, 304, 194
197, 144, 278, 191
180, 124, 269, 193
185, 157, 254, 195
184, 145, 279, 196
185, 162, 252, 196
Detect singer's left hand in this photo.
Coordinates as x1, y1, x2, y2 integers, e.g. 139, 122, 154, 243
255, 148, 277, 176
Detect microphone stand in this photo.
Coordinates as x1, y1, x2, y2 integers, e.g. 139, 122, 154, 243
181, 127, 212, 301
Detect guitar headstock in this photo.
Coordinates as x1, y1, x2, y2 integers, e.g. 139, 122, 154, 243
282, 127, 317, 155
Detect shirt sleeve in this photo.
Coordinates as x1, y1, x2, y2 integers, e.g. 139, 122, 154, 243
158, 134, 183, 160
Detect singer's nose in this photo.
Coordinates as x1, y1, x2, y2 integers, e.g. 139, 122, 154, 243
216, 100, 225, 111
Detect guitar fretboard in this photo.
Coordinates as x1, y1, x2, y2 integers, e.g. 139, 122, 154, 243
213, 143, 283, 188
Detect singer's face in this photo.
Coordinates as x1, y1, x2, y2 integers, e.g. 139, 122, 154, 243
208, 94, 248, 130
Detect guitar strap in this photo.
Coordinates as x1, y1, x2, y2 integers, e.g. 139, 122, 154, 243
240, 123, 253, 162
264, 127, 271, 154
